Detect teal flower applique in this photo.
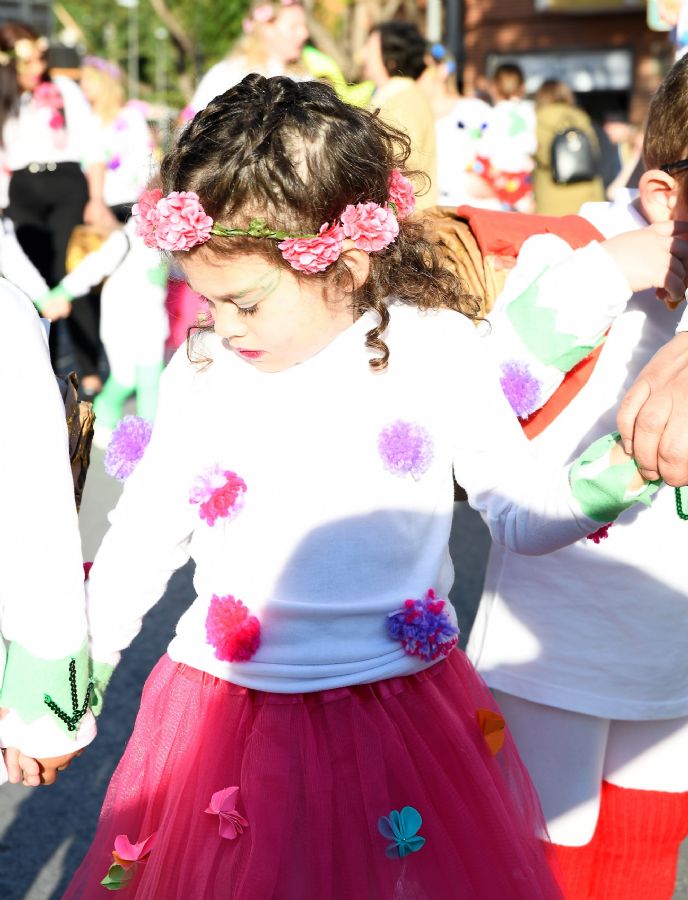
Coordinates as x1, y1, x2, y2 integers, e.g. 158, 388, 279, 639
378, 806, 426, 858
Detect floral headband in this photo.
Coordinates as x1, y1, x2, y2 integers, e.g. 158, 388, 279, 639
133, 169, 416, 274
83, 55, 122, 81
243, 0, 300, 33
0, 36, 49, 67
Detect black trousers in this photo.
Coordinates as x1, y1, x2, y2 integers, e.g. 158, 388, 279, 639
8, 162, 103, 377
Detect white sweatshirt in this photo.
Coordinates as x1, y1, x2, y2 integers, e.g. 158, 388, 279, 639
86, 301, 643, 695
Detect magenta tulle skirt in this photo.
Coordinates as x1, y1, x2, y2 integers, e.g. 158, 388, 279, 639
65, 651, 562, 899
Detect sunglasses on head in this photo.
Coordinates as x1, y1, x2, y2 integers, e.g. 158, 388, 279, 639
660, 159, 688, 175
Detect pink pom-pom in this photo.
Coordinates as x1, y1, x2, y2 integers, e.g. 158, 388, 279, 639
387, 169, 416, 220
499, 360, 542, 419
340, 202, 399, 252
278, 222, 345, 273
189, 465, 247, 526
205, 594, 261, 662
587, 523, 612, 544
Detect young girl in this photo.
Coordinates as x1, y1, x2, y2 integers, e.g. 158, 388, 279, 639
65, 76, 658, 899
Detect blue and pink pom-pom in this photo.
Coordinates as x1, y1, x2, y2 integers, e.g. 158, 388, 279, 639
378, 420, 433, 480
387, 589, 459, 662
499, 360, 542, 419
104, 415, 153, 481
205, 594, 261, 662
189, 465, 247, 526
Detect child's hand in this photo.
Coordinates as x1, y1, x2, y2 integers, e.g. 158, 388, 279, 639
602, 221, 688, 306
3, 747, 41, 786
40, 295, 72, 321
33, 749, 83, 785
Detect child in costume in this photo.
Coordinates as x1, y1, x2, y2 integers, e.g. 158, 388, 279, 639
0, 278, 95, 786
468, 53, 688, 900
65, 76, 666, 899
38, 218, 169, 444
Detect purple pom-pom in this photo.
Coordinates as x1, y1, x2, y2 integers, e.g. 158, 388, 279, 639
499, 360, 542, 419
387, 589, 459, 662
378, 420, 433, 479
104, 415, 153, 481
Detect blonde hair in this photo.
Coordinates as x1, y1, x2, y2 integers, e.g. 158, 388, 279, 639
232, 0, 307, 78
83, 65, 125, 124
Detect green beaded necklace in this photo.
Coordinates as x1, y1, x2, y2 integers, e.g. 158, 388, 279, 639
676, 487, 688, 520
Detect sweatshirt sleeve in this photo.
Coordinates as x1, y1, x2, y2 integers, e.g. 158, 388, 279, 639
485, 234, 632, 419
445, 312, 658, 555
60, 227, 131, 299
0, 280, 95, 755
85, 346, 199, 699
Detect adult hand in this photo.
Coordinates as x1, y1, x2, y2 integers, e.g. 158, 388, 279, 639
83, 199, 118, 231
617, 331, 688, 485
602, 221, 688, 306
4, 747, 41, 786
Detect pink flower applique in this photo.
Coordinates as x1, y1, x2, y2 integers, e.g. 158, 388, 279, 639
100, 831, 157, 890
205, 786, 249, 839
587, 523, 612, 544
33, 82, 64, 130
133, 189, 213, 252
278, 221, 345, 274
378, 420, 433, 480
205, 594, 261, 662
189, 465, 247, 526
340, 202, 399, 252
387, 169, 416, 220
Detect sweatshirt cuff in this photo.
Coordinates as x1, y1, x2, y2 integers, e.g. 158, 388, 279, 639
570, 432, 661, 523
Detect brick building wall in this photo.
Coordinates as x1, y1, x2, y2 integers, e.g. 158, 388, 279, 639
461, 0, 673, 123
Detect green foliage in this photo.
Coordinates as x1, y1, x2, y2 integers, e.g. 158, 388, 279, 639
59, 0, 251, 105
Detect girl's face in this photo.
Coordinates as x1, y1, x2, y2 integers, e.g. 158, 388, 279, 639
261, 6, 309, 65
182, 251, 354, 373
16, 45, 47, 92
80, 67, 101, 103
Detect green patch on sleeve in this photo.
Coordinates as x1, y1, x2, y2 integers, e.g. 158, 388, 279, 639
570, 432, 661, 523
506, 278, 598, 373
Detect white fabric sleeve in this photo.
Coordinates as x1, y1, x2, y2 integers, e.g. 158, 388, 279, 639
191, 60, 244, 113
60, 227, 131, 298
446, 312, 618, 555
0, 219, 49, 300
0, 280, 95, 756
86, 346, 198, 669
486, 235, 632, 418
676, 304, 688, 333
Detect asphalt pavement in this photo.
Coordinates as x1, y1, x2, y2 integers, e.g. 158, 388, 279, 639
0, 449, 686, 898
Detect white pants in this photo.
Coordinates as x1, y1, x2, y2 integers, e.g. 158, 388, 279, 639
493, 689, 688, 846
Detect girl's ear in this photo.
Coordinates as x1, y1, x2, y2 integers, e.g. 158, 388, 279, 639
639, 168, 679, 222
340, 248, 371, 292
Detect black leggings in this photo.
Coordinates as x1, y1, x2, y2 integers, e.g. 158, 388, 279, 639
8, 162, 103, 376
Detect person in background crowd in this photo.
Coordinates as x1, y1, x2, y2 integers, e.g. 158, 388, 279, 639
189, 0, 309, 114
532, 79, 604, 216
362, 21, 438, 209
80, 57, 154, 223
0, 21, 110, 394
476, 62, 536, 212
418, 44, 499, 209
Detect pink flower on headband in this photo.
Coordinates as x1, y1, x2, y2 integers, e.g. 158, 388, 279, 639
278, 222, 345, 274
388, 169, 416, 220
253, 4, 275, 22
340, 202, 399, 253
133, 189, 213, 252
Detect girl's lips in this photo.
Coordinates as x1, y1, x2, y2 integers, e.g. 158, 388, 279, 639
235, 349, 264, 359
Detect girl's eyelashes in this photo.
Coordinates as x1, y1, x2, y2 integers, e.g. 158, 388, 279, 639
237, 304, 258, 316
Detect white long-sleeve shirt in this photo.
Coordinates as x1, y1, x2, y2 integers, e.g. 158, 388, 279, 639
469, 198, 685, 719
86, 302, 642, 695
0, 281, 95, 782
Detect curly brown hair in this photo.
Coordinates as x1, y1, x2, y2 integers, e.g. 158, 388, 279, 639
161, 74, 477, 368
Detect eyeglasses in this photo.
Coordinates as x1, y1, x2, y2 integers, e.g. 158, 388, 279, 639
660, 159, 688, 175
